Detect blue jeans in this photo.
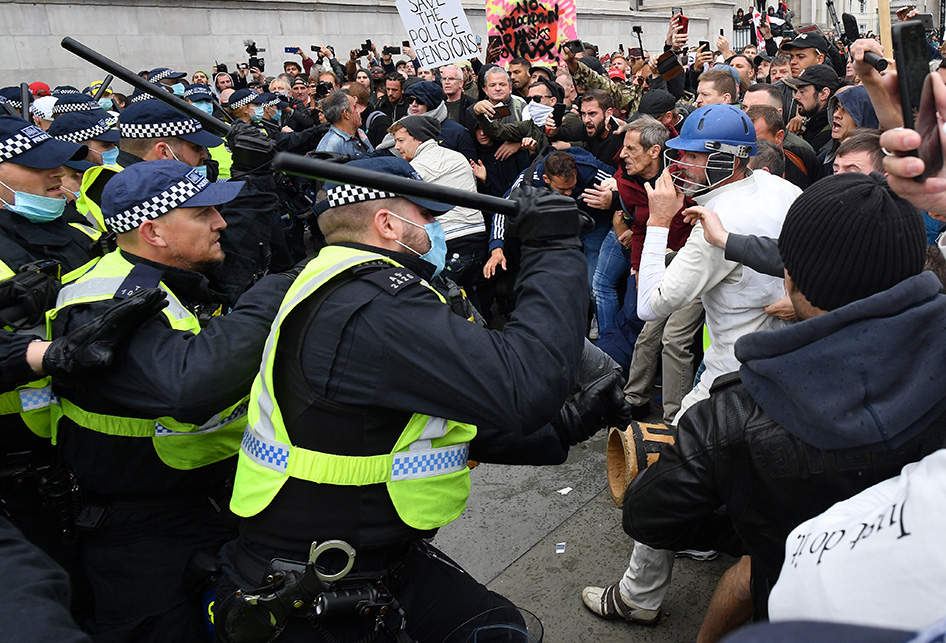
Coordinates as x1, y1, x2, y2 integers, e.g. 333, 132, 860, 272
592, 229, 631, 336
580, 218, 612, 292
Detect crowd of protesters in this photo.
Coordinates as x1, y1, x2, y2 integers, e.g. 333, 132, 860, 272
2, 4, 946, 642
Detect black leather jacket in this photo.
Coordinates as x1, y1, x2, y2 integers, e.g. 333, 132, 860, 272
622, 372, 946, 619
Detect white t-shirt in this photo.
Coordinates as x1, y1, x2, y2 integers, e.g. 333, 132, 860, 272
769, 448, 946, 631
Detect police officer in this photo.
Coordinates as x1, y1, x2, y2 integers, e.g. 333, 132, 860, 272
47, 160, 295, 642
216, 157, 628, 642
47, 109, 121, 231
0, 115, 103, 549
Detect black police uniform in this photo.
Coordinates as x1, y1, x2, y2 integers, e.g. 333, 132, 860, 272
219, 232, 590, 642
49, 252, 292, 643
0, 202, 101, 589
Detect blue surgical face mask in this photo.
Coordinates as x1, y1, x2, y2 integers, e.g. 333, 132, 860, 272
271, 108, 283, 122
193, 100, 214, 115
0, 178, 67, 223
171, 83, 186, 97
98, 97, 113, 111
92, 146, 119, 166
252, 105, 265, 122
192, 164, 209, 180
389, 211, 447, 277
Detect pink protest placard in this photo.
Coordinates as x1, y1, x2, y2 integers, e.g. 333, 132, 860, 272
486, 0, 578, 66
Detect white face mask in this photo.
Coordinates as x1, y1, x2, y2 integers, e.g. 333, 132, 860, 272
523, 101, 554, 127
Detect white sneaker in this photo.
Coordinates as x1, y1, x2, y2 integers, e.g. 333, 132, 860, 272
580, 584, 662, 624
675, 549, 719, 561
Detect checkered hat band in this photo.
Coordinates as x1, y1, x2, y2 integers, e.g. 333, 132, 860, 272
4, 99, 22, 109
151, 69, 173, 82
327, 185, 397, 208
52, 101, 98, 115
53, 122, 115, 144
263, 98, 280, 107
108, 178, 203, 233
228, 94, 258, 109
184, 88, 211, 99
0, 131, 41, 162
120, 118, 202, 139
129, 93, 151, 104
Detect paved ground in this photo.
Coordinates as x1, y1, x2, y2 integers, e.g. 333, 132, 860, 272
434, 427, 735, 643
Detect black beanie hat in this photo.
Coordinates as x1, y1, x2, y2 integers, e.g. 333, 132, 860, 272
778, 172, 926, 311
399, 115, 441, 142
404, 81, 445, 108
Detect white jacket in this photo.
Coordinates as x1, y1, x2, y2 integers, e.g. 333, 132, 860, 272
638, 170, 800, 396
409, 139, 485, 242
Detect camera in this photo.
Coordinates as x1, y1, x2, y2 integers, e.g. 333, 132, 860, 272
315, 81, 334, 98
382, 45, 400, 56
244, 39, 266, 73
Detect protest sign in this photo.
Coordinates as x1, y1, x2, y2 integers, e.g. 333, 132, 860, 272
396, 0, 480, 68
485, 0, 578, 66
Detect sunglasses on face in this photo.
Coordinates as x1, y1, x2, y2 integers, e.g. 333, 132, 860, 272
528, 94, 552, 102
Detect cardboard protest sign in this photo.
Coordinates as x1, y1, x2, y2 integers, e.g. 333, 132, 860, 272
396, 0, 480, 68
485, 0, 578, 66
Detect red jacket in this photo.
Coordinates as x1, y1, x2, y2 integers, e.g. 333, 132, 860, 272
614, 163, 693, 272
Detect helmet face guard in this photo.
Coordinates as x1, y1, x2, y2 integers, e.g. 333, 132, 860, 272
664, 104, 757, 196
665, 140, 752, 197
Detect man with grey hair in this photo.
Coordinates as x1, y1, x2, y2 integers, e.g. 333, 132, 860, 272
440, 64, 475, 125
315, 89, 373, 160
603, 115, 701, 423
470, 66, 528, 161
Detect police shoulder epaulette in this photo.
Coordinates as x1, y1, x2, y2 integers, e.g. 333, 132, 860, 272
359, 266, 422, 296
114, 263, 163, 299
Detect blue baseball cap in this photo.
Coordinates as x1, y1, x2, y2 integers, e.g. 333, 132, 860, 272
183, 84, 214, 102
51, 93, 101, 116
224, 89, 257, 109
322, 157, 453, 215
102, 159, 244, 233
0, 87, 23, 110
48, 111, 120, 144
0, 115, 88, 169
147, 68, 187, 83
128, 89, 151, 104
51, 85, 82, 97
118, 100, 224, 149
253, 92, 289, 109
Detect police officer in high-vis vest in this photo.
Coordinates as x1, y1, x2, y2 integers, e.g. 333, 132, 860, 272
215, 157, 629, 643
0, 114, 104, 576
47, 108, 121, 232
47, 159, 295, 643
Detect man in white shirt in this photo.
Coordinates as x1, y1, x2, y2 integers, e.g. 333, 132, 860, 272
583, 103, 800, 626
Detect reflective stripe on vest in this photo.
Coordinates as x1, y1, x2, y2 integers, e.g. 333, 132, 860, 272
46, 250, 246, 468
55, 275, 194, 328
0, 381, 58, 438
240, 419, 470, 482
0, 259, 56, 437
230, 246, 476, 530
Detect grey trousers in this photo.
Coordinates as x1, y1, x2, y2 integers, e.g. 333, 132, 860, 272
623, 298, 704, 425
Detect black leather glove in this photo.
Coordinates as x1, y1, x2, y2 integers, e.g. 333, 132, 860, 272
506, 185, 582, 249
0, 265, 62, 329
42, 288, 168, 377
227, 122, 277, 176
553, 363, 631, 449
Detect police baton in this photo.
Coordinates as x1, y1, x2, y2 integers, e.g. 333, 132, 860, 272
91, 74, 114, 102
19, 83, 30, 121
60, 37, 231, 136
274, 153, 521, 216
